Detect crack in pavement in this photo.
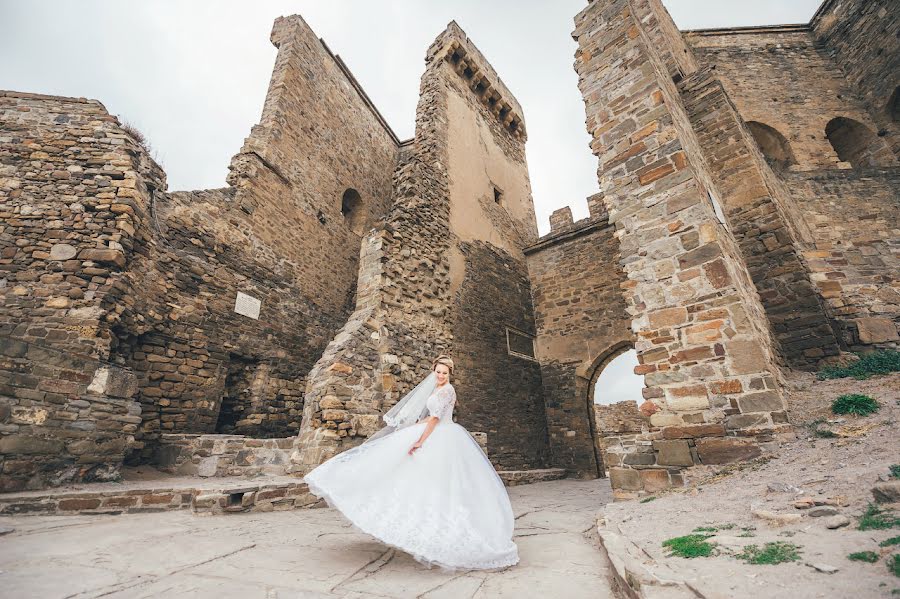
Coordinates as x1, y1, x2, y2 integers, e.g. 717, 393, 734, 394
329, 547, 395, 592
63, 543, 258, 599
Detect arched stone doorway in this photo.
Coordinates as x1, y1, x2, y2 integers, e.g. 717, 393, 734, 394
340, 188, 366, 236
584, 343, 648, 477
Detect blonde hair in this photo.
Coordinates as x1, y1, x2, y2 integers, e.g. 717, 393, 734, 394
432, 354, 454, 374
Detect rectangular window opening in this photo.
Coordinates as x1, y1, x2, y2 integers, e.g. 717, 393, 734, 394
493, 185, 503, 205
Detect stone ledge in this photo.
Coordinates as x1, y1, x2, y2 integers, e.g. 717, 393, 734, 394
499, 468, 567, 486
596, 512, 702, 599
0, 475, 320, 517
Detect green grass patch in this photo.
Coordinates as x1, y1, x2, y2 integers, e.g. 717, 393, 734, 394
738, 542, 802, 565
881, 536, 900, 548
639, 496, 657, 503
848, 551, 880, 563
890, 554, 900, 578
692, 523, 735, 533
891, 465, 900, 480
831, 394, 880, 416
818, 350, 900, 380
662, 534, 716, 558
859, 504, 900, 531
738, 527, 757, 538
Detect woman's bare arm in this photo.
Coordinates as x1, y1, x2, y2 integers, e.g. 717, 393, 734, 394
408, 416, 439, 455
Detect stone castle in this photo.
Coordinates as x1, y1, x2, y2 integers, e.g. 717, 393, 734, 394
1, 0, 897, 499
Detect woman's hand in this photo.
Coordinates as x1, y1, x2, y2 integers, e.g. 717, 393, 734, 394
408, 441, 423, 455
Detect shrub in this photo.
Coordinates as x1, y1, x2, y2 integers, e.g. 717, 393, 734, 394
818, 350, 900, 380
847, 551, 879, 563
662, 534, 716, 558
859, 504, 900, 531
891, 465, 900, 480
881, 537, 900, 548
831, 394, 880, 416
890, 554, 900, 578
738, 542, 802, 565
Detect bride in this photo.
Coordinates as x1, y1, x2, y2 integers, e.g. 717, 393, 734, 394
304, 355, 519, 571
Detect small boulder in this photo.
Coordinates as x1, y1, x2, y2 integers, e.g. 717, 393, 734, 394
872, 481, 900, 504
807, 562, 839, 574
808, 506, 839, 518
823, 515, 850, 529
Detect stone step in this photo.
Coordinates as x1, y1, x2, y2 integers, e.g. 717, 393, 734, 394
499, 468, 567, 486
0, 472, 320, 517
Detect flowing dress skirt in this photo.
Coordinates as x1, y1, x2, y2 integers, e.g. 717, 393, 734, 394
304, 420, 519, 570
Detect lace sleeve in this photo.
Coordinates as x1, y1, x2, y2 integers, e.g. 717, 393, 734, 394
428, 385, 456, 420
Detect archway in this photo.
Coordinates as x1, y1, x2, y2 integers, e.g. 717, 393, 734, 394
340, 188, 366, 236
746, 121, 797, 172
585, 344, 647, 476
825, 117, 887, 168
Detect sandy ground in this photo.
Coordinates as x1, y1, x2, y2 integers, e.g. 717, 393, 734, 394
602, 371, 900, 598
0, 479, 616, 599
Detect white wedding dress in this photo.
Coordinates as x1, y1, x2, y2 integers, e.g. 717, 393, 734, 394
304, 383, 519, 570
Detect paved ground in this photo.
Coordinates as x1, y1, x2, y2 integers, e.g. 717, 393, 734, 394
0, 479, 615, 598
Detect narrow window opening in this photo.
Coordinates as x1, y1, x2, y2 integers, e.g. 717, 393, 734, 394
463, 67, 474, 79
341, 188, 366, 236
493, 185, 503, 205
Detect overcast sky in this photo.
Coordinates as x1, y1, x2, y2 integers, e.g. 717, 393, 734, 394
0, 1, 822, 234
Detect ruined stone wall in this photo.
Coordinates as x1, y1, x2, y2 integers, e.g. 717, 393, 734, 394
526, 201, 632, 477
574, 0, 789, 498
686, 27, 896, 170
292, 22, 548, 474
812, 0, 900, 158
0, 92, 149, 361
228, 15, 399, 296
787, 169, 900, 348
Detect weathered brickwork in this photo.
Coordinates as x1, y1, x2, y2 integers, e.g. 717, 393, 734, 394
0, 338, 140, 491
156, 433, 294, 478
788, 169, 900, 348
525, 201, 632, 477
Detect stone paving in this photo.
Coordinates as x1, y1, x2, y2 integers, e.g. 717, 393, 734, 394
0, 479, 615, 598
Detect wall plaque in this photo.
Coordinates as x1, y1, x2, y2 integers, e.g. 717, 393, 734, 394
234, 291, 261, 320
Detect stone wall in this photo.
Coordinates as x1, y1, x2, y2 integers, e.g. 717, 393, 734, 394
812, 0, 900, 159
788, 168, 900, 348
525, 200, 632, 477
574, 0, 790, 497
687, 27, 896, 170
0, 337, 140, 491
156, 433, 293, 478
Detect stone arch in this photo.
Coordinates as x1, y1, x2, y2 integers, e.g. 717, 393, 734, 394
746, 121, 797, 172
583, 341, 648, 476
340, 188, 366, 236
825, 117, 889, 168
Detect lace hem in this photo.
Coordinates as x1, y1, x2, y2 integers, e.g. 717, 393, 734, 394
305, 477, 519, 572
